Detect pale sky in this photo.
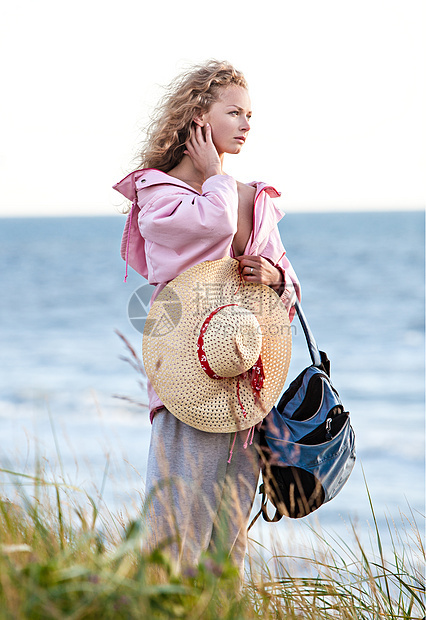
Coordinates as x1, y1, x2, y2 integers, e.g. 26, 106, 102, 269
1, 0, 425, 216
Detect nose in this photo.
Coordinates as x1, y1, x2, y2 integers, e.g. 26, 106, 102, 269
240, 116, 250, 132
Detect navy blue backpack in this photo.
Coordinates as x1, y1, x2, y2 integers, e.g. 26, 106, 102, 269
252, 301, 356, 524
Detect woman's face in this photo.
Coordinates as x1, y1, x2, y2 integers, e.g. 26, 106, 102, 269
197, 85, 252, 156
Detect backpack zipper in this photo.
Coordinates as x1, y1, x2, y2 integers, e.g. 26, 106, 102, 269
325, 418, 333, 440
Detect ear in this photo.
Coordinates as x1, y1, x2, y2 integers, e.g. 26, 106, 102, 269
193, 112, 205, 127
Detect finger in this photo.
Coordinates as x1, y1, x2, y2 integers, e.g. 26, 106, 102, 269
184, 143, 195, 159
235, 258, 252, 274
237, 262, 256, 279
193, 123, 205, 146
234, 254, 252, 264
205, 124, 220, 157
235, 254, 260, 263
204, 123, 213, 143
239, 262, 259, 278
185, 129, 201, 154
185, 132, 196, 152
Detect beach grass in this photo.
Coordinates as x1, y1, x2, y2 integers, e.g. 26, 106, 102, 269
0, 464, 424, 620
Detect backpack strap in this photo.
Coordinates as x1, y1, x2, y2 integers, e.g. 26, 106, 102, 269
294, 300, 322, 367
259, 484, 282, 522
247, 301, 330, 534
247, 484, 283, 531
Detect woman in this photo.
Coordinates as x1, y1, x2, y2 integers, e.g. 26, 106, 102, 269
114, 60, 300, 578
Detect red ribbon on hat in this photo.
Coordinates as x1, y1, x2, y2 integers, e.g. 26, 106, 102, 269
196, 304, 265, 418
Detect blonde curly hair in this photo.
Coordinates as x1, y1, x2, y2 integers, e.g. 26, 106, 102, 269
138, 60, 248, 172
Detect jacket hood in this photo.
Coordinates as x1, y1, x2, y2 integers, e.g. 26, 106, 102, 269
113, 168, 282, 202
113, 170, 146, 202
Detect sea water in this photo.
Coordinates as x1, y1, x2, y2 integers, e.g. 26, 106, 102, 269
0, 211, 424, 554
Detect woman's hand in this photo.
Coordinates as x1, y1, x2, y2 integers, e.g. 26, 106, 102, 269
235, 255, 284, 293
184, 123, 222, 179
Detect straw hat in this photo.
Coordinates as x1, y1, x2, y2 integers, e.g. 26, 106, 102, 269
142, 257, 292, 433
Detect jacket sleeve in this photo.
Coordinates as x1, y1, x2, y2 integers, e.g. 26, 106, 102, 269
138, 174, 238, 253
276, 254, 301, 322
261, 226, 301, 322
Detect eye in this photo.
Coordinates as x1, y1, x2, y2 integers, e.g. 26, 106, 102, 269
229, 110, 239, 116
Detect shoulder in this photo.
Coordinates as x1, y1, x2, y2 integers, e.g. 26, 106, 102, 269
236, 181, 256, 200
245, 180, 281, 199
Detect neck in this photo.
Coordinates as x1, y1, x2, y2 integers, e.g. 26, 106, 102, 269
168, 154, 224, 189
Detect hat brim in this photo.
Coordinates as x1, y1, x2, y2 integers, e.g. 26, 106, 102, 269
142, 257, 292, 432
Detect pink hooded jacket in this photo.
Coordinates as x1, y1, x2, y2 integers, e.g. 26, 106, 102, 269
113, 168, 301, 419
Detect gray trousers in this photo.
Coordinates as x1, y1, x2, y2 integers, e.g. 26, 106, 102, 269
144, 408, 260, 577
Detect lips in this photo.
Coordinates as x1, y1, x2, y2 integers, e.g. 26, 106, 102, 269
234, 137, 246, 143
